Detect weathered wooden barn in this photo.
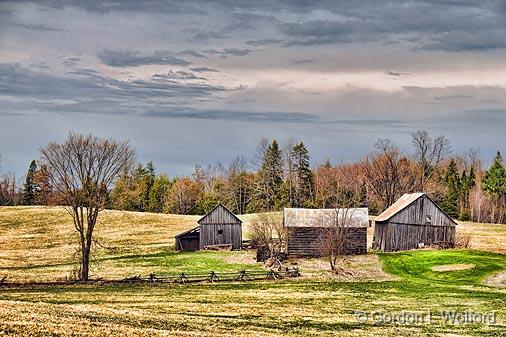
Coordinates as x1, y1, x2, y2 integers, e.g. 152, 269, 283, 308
283, 208, 369, 257
175, 203, 242, 251
372, 193, 457, 252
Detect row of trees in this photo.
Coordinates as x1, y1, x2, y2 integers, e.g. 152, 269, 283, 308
2, 130, 506, 224
1, 132, 504, 280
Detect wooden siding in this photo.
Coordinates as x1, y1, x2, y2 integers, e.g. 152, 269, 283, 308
373, 223, 455, 252
199, 223, 242, 250
287, 227, 367, 257
388, 195, 456, 227
373, 195, 456, 252
198, 204, 242, 225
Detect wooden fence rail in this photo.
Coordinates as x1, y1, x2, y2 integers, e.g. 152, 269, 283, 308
0, 268, 300, 288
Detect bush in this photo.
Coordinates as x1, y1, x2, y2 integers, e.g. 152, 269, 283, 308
455, 233, 472, 248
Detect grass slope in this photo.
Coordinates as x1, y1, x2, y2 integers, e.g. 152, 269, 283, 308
1, 206, 506, 336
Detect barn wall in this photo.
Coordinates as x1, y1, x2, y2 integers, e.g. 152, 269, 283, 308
287, 227, 367, 257
373, 195, 456, 252
199, 205, 240, 225
389, 195, 455, 227
373, 223, 455, 252
199, 224, 242, 250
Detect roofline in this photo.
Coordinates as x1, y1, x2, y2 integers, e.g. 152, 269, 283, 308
197, 203, 242, 224
175, 225, 200, 238
376, 193, 458, 226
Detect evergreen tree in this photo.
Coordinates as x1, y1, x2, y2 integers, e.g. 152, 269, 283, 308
458, 168, 475, 221
21, 160, 38, 205
483, 152, 506, 222
483, 152, 506, 197
442, 159, 460, 218
258, 140, 284, 210
292, 142, 314, 207
147, 174, 171, 213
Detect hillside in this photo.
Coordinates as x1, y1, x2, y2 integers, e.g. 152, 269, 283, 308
0, 206, 262, 281
1, 206, 505, 282
1, 206, 506, 336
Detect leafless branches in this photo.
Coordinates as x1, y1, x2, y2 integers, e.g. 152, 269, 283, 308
40, 132, 134, 280
361, 139, 416, 211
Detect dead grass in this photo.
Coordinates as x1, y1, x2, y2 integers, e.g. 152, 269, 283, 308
485, 271, 506, 288
431, 264, 475, 272
289, 254, 398, 282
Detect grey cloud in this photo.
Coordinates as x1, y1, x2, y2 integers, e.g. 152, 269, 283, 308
144, 109, 319, 123
0, 63, 225, 116
245, 39, 281, 46
223, 48, 253, 56
276, 1, 506, 51
97, 49, 191, 67
190, 67, 219, 73
386, 70, 410, 77
152, 70, 206, 81
292, 59, 315, 65
200, 48, 253, 58
189, 30, 227, 42
177, 50, 207, 58
11, 22, 66, 32
62, 56, 81, 67
12, 1, 506, 52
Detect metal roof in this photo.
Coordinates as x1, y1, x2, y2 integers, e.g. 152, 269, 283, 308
284, 208, 369, 228
375, 192, 425, 222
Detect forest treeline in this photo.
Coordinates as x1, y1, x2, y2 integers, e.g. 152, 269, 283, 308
1, 129, 505, 224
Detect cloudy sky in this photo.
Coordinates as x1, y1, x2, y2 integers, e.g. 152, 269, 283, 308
0, 0, 505, 177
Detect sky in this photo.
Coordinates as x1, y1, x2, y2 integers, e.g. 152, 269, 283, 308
0, 0, 505, 177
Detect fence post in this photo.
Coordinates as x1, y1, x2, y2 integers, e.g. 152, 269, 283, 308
209, 271, 219, 283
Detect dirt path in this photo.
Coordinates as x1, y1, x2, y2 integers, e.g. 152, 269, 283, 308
485, 271, 506, 288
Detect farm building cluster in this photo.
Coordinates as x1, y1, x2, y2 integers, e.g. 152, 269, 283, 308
174, 193, 457, 254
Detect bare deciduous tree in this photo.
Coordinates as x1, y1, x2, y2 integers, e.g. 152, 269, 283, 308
250, 212, 285, 261
361, 139, 416, 210
40, 133, 135, 281
318, 208, 360, 272
411, 129, 451, 190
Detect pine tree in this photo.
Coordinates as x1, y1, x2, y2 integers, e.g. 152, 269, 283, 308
483, 152, 506, 222
147, 174, 171, 213
258, 140, 284, 210
483, 152, 506, 196
22, 160, 38, 205
292, 142, 314, 207
442, 159, 460, 218
458, 168, 475, 221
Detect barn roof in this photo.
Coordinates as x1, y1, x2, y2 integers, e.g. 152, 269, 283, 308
198, 203, 242, 225
375, 193, 425, 222
284, 208, 369, 228
375, 192, 458, 225
175, 226, 200, 239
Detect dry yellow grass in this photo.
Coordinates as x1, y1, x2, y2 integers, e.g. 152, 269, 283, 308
431, 264, 475, 272
1, 207, 506, 336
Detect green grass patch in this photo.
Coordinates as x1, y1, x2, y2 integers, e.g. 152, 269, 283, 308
101, 250, 265, 275
380, 249, 506, 285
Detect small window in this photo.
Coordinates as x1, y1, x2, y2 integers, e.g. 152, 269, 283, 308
426, 215, 432, 224
217, 229, 223, 235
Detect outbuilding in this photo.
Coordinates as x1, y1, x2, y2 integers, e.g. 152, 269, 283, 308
283, 208, 369, 257
372, 192, 457, 252
175, 203, 242, 251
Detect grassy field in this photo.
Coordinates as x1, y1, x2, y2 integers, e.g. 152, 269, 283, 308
1, 206, 506, 336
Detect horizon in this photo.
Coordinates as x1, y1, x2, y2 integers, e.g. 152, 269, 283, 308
1, 1, 505, 177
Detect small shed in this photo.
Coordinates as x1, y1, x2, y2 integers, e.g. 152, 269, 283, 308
284, 208, 369, 257
175, 203, 242, 251
372, 192, 457, 252
175, 226, 200, 251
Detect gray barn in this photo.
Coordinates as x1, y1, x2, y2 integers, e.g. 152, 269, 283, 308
284, 208, 369, 257
372, 193, 457, 252
175, 203, 242, 251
